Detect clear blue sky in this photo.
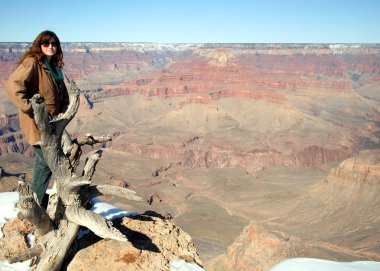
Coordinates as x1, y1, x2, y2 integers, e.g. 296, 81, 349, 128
0, 0, 379, 43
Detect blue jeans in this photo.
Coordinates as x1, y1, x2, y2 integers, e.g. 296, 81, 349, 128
31, 146, 52, 204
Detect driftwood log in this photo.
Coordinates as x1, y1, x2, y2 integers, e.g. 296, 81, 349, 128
10, 80, 142, 270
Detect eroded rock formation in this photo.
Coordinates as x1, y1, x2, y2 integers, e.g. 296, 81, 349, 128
66, 215, 202, 271
0, 218, 33, 260
207, 222, 313, 271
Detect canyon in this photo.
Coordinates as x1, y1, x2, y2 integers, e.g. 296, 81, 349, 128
0, 42, 379, 270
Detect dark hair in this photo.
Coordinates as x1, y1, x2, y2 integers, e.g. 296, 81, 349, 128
18, 30, 64, 67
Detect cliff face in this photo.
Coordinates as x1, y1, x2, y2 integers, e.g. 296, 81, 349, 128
207, 222, 322, 271
110, 140, 351, 173
0, 114, 30, 156
1, 43, 379, 169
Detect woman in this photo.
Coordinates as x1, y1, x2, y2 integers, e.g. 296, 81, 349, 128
6, 30, 69, 204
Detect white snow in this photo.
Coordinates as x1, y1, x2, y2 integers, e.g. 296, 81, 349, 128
170, 259, 206, 271
269, 257, 380, 271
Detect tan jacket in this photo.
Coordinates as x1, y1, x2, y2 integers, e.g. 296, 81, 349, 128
5, 57, 69, 145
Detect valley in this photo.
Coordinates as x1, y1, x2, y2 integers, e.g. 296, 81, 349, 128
1, 42, 379, 270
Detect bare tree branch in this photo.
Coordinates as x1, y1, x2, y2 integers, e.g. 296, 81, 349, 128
82, 150, 102, 182
17, 180, 53, 236
65, 206, 128, 242
8, 244, 43, 264
32, 221, 80, 271
75, 134, 112, 146
88, 184, 143, 202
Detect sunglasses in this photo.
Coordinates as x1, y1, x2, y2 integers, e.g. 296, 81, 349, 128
41, 41, 57, 48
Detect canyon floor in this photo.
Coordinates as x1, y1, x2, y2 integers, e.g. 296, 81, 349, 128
0, 148, 331, 263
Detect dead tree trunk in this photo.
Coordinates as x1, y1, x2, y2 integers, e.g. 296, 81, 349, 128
10, 80, 142, 271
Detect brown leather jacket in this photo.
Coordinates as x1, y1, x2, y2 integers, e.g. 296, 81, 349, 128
5, 57, 69, 145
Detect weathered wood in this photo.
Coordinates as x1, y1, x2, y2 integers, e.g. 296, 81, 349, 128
33, 221, 79, 271
75, 134, 112, 146
65, 206, 128, 241
81, 150, 102, 183
8, 244, 43, 264
62, 131, 112, 170
11, 80, 142, 271
88, 184, 143, 202
17, 178, 53, 236
62, 130, 74, 156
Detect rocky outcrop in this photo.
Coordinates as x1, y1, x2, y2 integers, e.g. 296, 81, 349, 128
329, 149, 380, 183
1, 213, 202, 271
66, 215, 202, 271
207, 222, 315, 271
0, 218, 34, 260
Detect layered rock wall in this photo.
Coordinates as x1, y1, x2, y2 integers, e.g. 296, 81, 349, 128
329, 149, 380, 183
110, 140, 351, 173
1, 43, 378, 170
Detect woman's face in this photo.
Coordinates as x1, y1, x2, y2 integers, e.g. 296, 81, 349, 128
40, 37, 57, 60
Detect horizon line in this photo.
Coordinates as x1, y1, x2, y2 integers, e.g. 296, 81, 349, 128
1, 41, 380, 45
